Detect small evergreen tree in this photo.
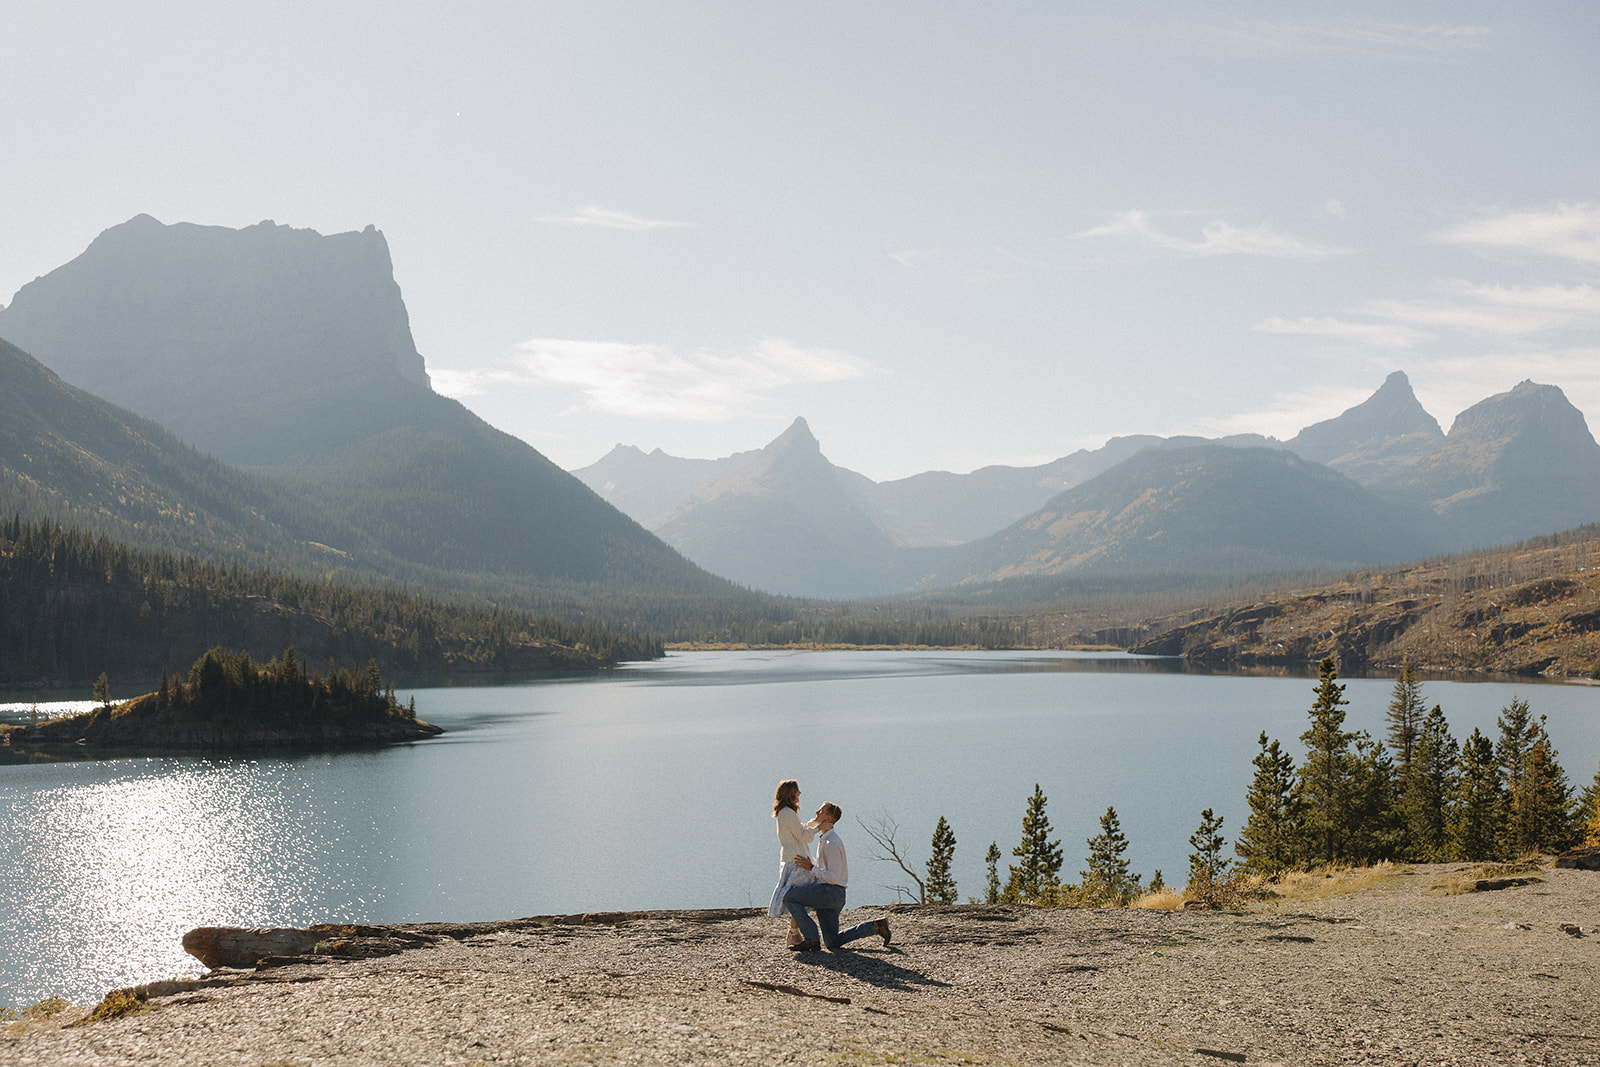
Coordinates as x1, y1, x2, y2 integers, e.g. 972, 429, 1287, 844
1385, 662, 1426, 777
1236, 732, 1301, 874
983, 841, 1001, 905
93, 672, 111, 708
1400, 705, 1458, 861
1450, 728, 1506, 861
1348, 735, 1402, 863
925, 816, 958, 904
1003, 784, 1063, 902
1577, 762, 1600, 846
1296, 658, 1362, 865
1523, 716, 1578, 854
1496, 697, 1535, 852
1185, 808, 1230, 900
1080, 806, 1141, 906
1495, 699, 1579, 855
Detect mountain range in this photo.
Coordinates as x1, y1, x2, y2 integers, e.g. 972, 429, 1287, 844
5, 214, 1600, 611
578, 372, 1600, 598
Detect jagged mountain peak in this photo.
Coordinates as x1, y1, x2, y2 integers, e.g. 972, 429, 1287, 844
766, 416, 820, 455
1287, 370, 1442, 466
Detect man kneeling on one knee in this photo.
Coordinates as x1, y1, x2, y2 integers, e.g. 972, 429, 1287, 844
785, 801, 891, 952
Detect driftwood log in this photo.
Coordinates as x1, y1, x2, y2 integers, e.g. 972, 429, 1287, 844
182, 927, 323, 969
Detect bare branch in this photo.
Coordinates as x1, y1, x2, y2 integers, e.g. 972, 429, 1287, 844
856, 809, 925, 904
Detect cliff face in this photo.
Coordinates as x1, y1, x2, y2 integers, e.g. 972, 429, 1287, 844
0, 217, 732, 595
0, 215, 432, 466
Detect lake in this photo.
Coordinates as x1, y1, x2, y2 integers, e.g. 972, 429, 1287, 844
0, 649, 1595, 1008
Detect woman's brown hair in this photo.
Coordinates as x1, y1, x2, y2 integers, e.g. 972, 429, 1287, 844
773, 779, 800, 817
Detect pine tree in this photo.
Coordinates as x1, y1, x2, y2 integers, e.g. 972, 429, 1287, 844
1349, 735, 1402, 863
1400, 705, 1458, 861
1450, 728, 1506, 861
1080, 806, 1141, 906
1296, 658, 1362, 865
1496, 697, 1535, 852
1385, 662, 1426, 777
983, 841, 1002, 905
1496, 700, 1578, 855
1236, 732, 1301, 874
1003, 785, 1063, 902
925, 816, 958, 904
1524, 716, 1578, 854
1185, 808, 1230, 901
1577, 763, 1600, 846
93, 672, 110, 708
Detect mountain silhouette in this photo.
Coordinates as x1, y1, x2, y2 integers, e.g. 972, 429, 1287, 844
652, 418, 925, 598
1377, 380, 1600, 549
0, 216, 726, 593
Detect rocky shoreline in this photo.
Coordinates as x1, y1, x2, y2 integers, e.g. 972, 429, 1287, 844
4, 862, 1597, 1066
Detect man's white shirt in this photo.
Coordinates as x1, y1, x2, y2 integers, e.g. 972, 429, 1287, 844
814, 827, 848, 887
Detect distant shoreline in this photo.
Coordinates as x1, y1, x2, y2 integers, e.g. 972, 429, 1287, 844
661, 642, 1123, 652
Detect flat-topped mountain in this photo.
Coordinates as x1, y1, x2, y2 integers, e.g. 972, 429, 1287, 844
0, 215, 429, 466
0, 216, 729, 597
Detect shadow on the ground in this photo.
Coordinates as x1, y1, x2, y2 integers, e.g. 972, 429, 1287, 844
792, 947, 950, 992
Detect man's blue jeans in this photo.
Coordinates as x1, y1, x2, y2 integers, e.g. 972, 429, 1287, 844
783, 881, 879, 950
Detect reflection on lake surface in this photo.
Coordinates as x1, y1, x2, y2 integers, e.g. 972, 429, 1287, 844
1, 649, 1595, 1008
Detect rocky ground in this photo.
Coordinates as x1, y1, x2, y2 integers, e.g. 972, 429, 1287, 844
3, 862, 1598, 1066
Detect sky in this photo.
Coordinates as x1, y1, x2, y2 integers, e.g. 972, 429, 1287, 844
4, 2, 1598, 481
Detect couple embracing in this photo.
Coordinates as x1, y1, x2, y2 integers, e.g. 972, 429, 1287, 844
768, 779, 891, 953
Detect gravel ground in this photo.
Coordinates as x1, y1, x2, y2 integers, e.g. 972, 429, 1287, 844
3, 863, 1597, 1066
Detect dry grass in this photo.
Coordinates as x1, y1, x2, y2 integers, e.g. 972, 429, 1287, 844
1426, 859, 1546, 896
1132, 889, 1187, 911
1, 995, 87, 1034
1268, 862, 1407, 902
68, 990, 155, 1028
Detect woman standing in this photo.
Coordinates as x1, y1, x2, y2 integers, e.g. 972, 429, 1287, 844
768, 779, 818, 924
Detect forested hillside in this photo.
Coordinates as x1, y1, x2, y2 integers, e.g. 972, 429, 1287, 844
0, 517, 661, 688
1124, 526, 1600, 678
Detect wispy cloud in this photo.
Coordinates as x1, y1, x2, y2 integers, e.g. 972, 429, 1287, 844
537, 205, 692, 231
1439, 203, 1600, 265
1213, 20, 1492, 60
1370, 283, 1600, 336
1256, 283, 1600, 349
1255, 317, 1429, 350
433, 337, 877, 420
1075, 210, 1345, 258
888, 245, 1054, 283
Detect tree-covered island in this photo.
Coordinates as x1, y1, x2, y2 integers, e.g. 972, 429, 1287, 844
4, 646, 441, 753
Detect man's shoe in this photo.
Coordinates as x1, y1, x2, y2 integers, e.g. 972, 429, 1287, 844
788, 939, 821, 952
875, 918, 891, 947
